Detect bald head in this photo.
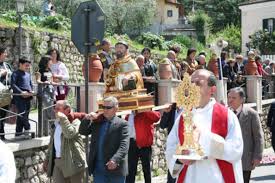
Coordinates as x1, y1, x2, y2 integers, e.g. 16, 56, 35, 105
136, 55, 145, 68
198, 55, 206, 65
54, 100, 71, 116
167, 50, 176, 61
191, 69, 217, 107
56, 100, 71, 108
191, 69, 216, 86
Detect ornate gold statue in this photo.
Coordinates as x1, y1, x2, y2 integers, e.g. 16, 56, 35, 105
105, 41, 144, 92
174, 73, 205, 159
98, 41, 154, 111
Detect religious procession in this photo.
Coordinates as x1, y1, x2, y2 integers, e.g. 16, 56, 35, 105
0, 0, 275, 183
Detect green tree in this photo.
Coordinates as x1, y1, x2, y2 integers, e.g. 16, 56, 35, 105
179, 0, 248, 32
98, 0, 156, 35
248, 30, 275, 55
54, 0, 87, 18
208, 24, 241, 53
189, 10, 211, 45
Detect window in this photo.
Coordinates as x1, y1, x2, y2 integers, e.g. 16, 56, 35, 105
167, 10, 173, 17
263, 18, 275, 33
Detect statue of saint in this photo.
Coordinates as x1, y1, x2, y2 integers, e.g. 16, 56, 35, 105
105, 41, 144, 92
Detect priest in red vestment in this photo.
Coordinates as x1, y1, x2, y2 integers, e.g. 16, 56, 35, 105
165, 69, 244, 183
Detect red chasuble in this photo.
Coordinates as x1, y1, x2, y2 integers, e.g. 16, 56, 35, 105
177, 103, 236, 183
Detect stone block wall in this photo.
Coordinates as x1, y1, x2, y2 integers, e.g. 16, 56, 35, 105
0, 27, 85, 84
0, 27, 165, 85
14, 146, 49, 183
259, 103, 272, 148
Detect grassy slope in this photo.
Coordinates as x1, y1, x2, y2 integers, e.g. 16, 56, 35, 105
0, 18, 168, 56
0, 18, 69, 37
0, 18, 208, 60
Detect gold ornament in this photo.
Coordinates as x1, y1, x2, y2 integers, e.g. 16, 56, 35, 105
175, 73, 204, 158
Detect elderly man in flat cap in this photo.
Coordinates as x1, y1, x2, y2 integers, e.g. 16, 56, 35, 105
105, 41, 144, 92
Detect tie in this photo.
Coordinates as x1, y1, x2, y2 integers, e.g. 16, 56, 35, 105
234, 110, 241, 119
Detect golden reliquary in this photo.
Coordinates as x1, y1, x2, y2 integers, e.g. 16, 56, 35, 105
173, 73, 206, 160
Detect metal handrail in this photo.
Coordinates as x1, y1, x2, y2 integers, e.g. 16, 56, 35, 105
0, 107, 38, 138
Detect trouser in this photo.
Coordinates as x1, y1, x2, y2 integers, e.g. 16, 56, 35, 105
93, 172, 125, 183
15, 98, 31, 135
272, 133, 275, 153
93, 160, 125, 183
243, 170, 251, 183
126, 138, 152, 183
53, 159, 85, 183
0, 105, 8, 139
167, 170, 176, 183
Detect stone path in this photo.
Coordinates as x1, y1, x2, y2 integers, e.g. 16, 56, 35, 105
4, 111, 38, 140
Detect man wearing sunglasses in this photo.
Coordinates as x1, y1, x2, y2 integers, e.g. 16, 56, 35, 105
79, 96, 129, 183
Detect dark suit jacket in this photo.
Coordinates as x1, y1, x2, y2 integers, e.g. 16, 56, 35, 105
233, 62, 244, 74
79, 115, 129, 176
238, 106, 264, 170
160, 103, 177, 134
267, 102, 275, 132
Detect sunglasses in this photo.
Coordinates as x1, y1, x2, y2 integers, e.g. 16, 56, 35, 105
102, 105, 114, 110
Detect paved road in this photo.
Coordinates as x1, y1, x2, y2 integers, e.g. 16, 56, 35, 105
251, 148, 275, 183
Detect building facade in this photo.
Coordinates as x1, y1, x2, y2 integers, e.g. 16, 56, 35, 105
150, 0, 195, 38
239, 0, 275, 54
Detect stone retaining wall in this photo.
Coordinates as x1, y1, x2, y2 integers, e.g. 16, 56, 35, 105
0, 27, 85, 83
0, 27, 164, 85
15, 147, 49, 183
259, 103, 272, 148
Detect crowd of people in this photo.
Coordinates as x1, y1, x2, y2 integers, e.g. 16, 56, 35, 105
0, 39, 275, 183
40, 41, 271, 183
0, 46, 70, 140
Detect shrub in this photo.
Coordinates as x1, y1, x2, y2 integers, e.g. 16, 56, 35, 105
172, 35, 193, 48
0, 11, 17, 22
40, 14, 71, 31
208, 24, 241, 53
189, 10, 212, 45
0, 10, 42, 27
248, 30, 275, 55
137, 32, 165, 50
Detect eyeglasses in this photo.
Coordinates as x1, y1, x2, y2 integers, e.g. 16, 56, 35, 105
102, 105, 114, 110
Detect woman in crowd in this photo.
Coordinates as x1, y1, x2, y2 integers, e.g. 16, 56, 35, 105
185, 48, 197, 75
36, 55, 56, 135
223, 58, 238, 89
47, 48, 70, 100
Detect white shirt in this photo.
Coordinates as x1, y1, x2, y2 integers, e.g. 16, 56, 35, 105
235, 105, 243, 116
128, 113, 136, 139
0, 140, 16, 183
166, 98, 244, 183
54, 121, 62, 158
50, 62, 70, 81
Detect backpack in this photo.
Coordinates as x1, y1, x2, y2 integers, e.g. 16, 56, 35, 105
0, 62, 12, 108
